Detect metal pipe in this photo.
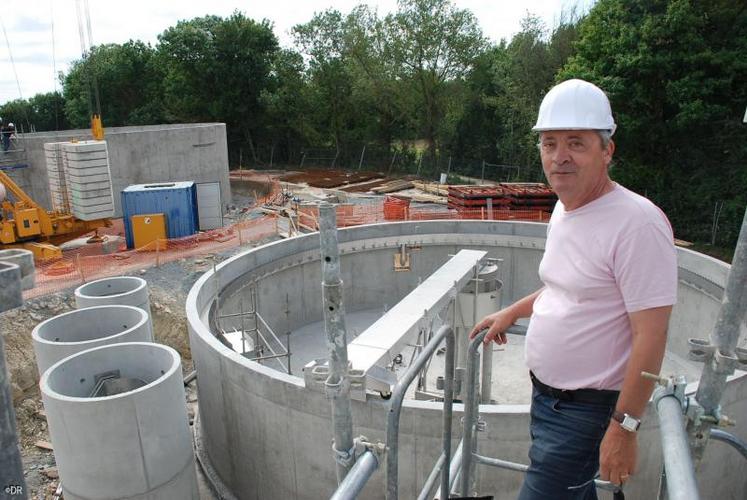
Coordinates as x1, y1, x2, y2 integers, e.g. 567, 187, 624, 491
459, 325, 528, 497
471, 454, 621, 493
416, 452, 446, 500
709, 429, 747, 459
319, 203, 355, 483
329, 450, 379, 500
655, 389, 701, 500
0, 262, 27, 499
437, 438, 463, 499
386, 325, 454, 500
461, 329, 487, 497
183, 370, 197, 386
692, 209, 747, 460
440, 326, 456, 499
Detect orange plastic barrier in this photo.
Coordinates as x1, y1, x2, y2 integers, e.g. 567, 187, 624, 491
383, 196, 410, 221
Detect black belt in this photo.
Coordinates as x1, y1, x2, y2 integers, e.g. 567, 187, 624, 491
530, 371, 619, 406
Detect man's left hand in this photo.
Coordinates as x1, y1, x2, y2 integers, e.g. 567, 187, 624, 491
599, 423, 637, 486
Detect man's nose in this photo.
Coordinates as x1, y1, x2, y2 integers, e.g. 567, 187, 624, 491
552, 143, 571, 164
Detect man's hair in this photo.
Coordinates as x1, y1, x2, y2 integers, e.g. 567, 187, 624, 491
597, 130, 612, 148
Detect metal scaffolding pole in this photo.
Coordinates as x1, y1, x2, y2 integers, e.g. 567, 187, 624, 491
0, 262, 27, 499
690, 208, 747, 461
329, 450, 379, 500
319, 203, 355, 483
654, 387, 701, 500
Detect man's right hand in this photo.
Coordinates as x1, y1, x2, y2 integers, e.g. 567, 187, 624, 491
469, 309, 516, 345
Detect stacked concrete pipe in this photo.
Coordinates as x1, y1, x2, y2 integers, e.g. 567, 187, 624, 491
0, 248, 35, 290
40, 342, 198, 500
32, 305, 152, 377
74, 276, 152, 319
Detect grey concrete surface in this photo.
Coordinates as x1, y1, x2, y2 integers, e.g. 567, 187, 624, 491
40, 342, 198, 500
32, 304, 153, 377
0, 248, 35, 290
0, 261, 22, 312
74, 275, 152, 321
14, 124, 231, 216
187, 220, 747, 500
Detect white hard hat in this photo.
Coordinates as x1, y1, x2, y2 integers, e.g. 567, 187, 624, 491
7, 122, 13, 127
533, 79, 616, 135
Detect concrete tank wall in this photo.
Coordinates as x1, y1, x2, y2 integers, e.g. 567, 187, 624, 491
187, 220, 747, 500
15, 123, 231, 216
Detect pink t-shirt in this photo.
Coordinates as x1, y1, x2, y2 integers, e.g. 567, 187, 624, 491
525, 183, 678, 390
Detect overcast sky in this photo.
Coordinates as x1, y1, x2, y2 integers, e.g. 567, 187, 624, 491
0, 0, 593, 105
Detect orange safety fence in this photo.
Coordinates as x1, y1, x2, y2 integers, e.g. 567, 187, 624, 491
24, 216, 279, 300
296, 199, 550, 229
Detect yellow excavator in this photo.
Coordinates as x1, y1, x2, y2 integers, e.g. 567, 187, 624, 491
0, 169, 111, 260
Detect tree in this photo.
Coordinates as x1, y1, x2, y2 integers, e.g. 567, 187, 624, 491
0, 92, 69, 132
387, 0, 486, 164
560, 0, 747, 246
62, 41, 164, 128
157, 12, 279, 163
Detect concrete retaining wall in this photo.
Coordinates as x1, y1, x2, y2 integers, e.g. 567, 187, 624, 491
187, 220, 747, 500
15, 124, 231, 216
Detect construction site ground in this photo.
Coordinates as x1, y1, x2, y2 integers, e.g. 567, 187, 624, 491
3, 169, 554, 498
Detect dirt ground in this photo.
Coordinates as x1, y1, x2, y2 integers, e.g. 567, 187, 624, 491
1, 238, 277, 499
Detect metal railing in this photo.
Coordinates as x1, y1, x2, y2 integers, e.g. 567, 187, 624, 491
458, 328, 624, 498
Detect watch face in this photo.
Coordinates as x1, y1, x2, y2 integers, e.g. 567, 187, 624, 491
622, 415, 640, 432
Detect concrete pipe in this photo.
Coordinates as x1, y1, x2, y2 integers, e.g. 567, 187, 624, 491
32, 305, 153, 378
40, 342, 198, 500
74, 276, 152, 319
0, 248, 35, 290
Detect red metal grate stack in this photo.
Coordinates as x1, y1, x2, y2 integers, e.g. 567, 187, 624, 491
448, 183, 556, 215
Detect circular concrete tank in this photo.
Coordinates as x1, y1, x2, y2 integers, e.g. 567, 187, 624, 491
40, 342, 198, 500
32, 305, 153, 377
0, 248, 35, 290
75, 276, 151, 318
186, 220, 747, 499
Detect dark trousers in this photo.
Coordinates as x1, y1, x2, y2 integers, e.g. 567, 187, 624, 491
518, 388, 616, 500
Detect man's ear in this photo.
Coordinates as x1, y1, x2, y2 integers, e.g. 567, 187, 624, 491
604, 139, 615, 167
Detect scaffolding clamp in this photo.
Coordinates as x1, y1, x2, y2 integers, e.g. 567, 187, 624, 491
688, 338, 739, 376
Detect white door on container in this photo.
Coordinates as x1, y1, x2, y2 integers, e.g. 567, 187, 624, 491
196, 182, 223, 230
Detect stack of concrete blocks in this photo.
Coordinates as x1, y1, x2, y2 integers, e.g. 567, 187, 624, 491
62, 140, 115, 221
43, 142, 71, 213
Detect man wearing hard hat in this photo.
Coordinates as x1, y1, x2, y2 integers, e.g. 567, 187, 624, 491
472, 79, 678, 499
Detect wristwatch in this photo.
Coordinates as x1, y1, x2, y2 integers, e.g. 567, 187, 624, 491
612, 411, 641, 432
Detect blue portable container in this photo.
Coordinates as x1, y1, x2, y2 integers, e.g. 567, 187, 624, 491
121, 182, 199, 249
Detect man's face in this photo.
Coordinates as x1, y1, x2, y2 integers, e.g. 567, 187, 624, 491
539, 130, 614, 210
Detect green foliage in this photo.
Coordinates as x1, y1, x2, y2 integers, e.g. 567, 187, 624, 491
63, 41, 164, 128
0, 92, 68, 132
560, 0, 747, 246
157, 12, 279, 161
